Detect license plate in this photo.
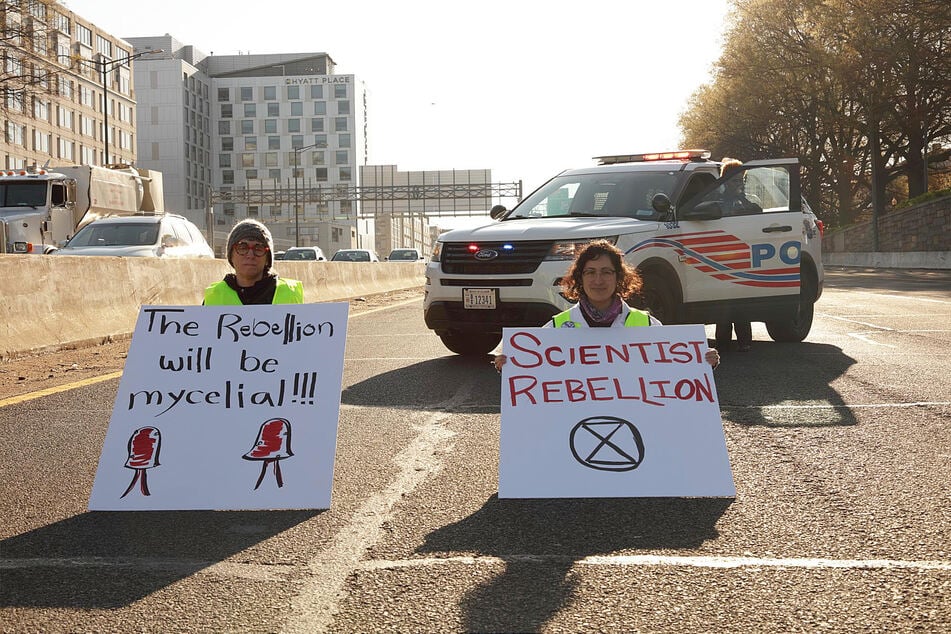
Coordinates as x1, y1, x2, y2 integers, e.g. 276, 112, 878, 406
463, 288, 497, 309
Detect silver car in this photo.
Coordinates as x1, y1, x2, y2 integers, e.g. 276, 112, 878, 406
54, 213, 214, 258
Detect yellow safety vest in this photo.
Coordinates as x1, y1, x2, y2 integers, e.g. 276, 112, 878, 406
552, 305, 650, 328
203, 278, 304, 305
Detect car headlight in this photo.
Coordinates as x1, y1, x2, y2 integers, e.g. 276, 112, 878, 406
543, 236, 618, 261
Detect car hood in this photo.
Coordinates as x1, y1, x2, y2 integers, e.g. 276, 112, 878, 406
438, 217, 659, 242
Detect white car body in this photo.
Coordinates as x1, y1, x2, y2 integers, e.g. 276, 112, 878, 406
424, 152, 824, 355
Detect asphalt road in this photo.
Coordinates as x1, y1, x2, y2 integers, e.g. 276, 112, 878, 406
1, 267, 949, 633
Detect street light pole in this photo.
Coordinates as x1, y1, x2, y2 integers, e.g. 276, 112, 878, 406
93, 49, 163, 165
293, 142, 320, 247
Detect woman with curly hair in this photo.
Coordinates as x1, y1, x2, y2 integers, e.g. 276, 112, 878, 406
493, 239, 719, 369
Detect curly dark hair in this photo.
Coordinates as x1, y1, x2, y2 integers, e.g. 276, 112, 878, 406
561, 240, 642, 301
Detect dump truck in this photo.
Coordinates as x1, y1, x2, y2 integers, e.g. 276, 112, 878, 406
0, 163, 165, 254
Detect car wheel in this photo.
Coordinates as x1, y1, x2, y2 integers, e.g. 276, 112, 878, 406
766, 275, 816, 342
439, 332, 501, 356
635, 270, 678, 324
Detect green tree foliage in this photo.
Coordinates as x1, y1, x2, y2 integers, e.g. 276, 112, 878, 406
680, 0, 951, 227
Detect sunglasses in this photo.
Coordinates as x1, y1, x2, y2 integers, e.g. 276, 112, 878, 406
233, 241, 269, 257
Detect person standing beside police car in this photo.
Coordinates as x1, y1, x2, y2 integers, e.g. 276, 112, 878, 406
492, 240, 719, 370
204, 219, 304, 305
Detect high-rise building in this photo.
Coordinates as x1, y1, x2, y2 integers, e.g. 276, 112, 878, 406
1, 1, 140, 170
126, 37, 369, 254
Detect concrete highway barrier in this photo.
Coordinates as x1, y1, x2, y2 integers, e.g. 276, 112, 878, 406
0, 255, 424, 359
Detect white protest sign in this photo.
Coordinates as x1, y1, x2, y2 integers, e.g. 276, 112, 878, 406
88, 303, 348, 511
499, 324, 735, 499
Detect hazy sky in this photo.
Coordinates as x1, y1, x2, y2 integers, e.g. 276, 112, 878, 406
62, 0, 730, 196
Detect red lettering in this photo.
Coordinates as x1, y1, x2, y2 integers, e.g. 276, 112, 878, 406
508, 375, 538, 405
566, 379, 588, 402
508, 332, 543, 368
544, 346, 566, 367
587, 377, 612, 401
541, 381, 563, 402
579, 345, 600, 364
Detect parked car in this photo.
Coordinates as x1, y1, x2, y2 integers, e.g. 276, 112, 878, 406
281, 246, 326, 261
273, 250, 287, 260
331, 248, 379, 262
53, 213, 214, 259
386, 247, 426, 262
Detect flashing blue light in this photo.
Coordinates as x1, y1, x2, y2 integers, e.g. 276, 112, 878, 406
501, 244, 514, 250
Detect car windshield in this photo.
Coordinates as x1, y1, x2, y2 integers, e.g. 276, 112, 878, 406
283, 249, 317, 260
388, 249, 418, 260
507, 171, 679, 220
67, 222, 159, 247
333, 250, 369, 261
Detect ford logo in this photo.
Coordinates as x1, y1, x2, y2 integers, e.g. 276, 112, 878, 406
474, 249, 499, 261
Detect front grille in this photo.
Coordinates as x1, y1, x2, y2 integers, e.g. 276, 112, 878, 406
441, 240, 554, 274
440, 278, 533, 287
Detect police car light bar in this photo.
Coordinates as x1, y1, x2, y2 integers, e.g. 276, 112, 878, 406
594, 150, 711, 165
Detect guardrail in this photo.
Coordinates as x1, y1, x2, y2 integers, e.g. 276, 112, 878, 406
0, 256, 424, 359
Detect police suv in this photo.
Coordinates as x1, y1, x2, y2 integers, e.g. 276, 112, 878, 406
423, 150, 824, 355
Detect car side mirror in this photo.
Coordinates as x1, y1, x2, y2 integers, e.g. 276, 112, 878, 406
681, 200, 723, 220
161, 235, 177, 248
651, 193, 671, 215
489, 204, 507, 220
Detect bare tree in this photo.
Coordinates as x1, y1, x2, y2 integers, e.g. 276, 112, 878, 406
1, 0, 60, 117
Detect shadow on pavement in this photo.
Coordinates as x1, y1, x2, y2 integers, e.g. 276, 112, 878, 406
0, 509, 318, 608
341, 354, 501, 413
713, 341, 858, 427
419, 494, 731, 633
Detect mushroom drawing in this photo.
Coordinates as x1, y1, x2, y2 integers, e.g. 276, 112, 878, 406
121, 426, 161, 498
242, 418, 294, 490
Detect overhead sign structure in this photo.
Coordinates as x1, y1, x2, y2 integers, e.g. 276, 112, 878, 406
88, 303, 348, 511
498, 325, 735, 499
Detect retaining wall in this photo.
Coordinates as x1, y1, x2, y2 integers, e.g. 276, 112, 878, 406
821, 195, 950, 269
0, 256, 424, 359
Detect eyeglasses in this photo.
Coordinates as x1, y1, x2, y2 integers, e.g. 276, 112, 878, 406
233, 241, 269, 257
581, 268, 617, 279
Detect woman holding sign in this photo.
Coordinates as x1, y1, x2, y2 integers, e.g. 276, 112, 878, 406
204, 219, 304, 305
493, 240, 719, 370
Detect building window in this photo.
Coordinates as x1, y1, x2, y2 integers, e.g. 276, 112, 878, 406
246, 169, 258, 180
223, 203, 235, 216
240, 120, 254, 134
219, 153, 231, 167
248, 205, 259, 217
288, 119, 301, 133
335, 150, 348, 165
310, 118, 324, 133
270, 205, 282, 216
222, 170, 234, 184
269, 169, 281, 180
290, 102, 303, 116
338, 133, 351, 148
264, 119, 277, 134
333, 117, 348, 132
264, 153, 278, 167
287, 85, 300, 100
240, 87, 253, 101
244, 136, 257, 150
334, 84, 347, 99
314, 101, 326, 115
241, 153, 255, 168
264, 86, 276, 100
268, 136, 281, 150
339, 167, 352, 181
267, 102, 280, 117
221, 137, 233, 151
243, 103, 256, 117
311, 150, 325, 165
310, 85, 323, 99
218, 120, 231, 134
76, 25, 92, 47
337, 100, 350, 114
218, 88, 229, 101
315, 168, 328, 182
96, 36, 113, 58
220, 104, 232, 118
315, 134, 327, 148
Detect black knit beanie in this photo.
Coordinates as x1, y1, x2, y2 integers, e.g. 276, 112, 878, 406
227, 219, 274, 271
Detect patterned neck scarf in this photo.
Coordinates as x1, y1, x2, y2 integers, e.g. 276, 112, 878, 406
579, 294, 623, 326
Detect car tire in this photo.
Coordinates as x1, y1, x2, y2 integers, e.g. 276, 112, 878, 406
439, 332, 501, 356
766, 275, 816, 342
635, 269, 678, 324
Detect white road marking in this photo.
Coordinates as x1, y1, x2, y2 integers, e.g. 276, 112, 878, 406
847, 332, 898, 347
280, 376, 466, 634
723, 402, 951, 409
357, 554, 951, 572
825, 290, 950, 305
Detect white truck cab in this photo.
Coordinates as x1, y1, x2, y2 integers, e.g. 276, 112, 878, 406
424, 150, 824, 355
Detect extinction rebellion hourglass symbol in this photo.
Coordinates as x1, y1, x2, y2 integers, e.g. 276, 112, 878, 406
569, 416, 645, 472
243, 418, 294, 490
121, 426, 161, 498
